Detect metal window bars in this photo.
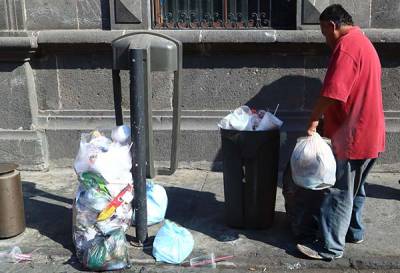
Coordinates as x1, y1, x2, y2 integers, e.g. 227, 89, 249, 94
154, 0, 271, 29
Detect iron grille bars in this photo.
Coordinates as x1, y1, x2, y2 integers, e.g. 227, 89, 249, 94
154, 0, 271, 29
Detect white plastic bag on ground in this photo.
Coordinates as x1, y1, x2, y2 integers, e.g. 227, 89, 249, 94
290, 133, 336, 190
132, 180, 168, 226
152, 220, 194, 264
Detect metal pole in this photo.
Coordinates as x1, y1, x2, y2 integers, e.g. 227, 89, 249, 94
130, 48, 148, 244
112, 69, 123, 126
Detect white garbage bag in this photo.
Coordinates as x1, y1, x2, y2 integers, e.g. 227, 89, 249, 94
218, 105, 283, 131
290, 133, 336, 190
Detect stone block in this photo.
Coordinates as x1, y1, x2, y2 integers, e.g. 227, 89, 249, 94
299, 0, 330, 25
25, 0, 78, 30
298, 0, 371, 28
114, 0, 142, 23
371, 0, 400, 28
109, 0, 146, 30
0, 0, 25, 30
45, 52, 172, 111
32, 54, 60, 110
304, 56, 328, 110
56, 53, 115, 109
379, 131, 400, 165
117, 68, 174, 111
0, 63, 32, 129
46, 130, 83, 167
154, 130, 220, 162
182, 55, 305, 111
0, 131, 47, 170
78, 0, 110, 29
333, 0, 371, 28
13, 0, 25, 30
151, 72, 173, 111
0, 0, 8, 30
381, 58, 400, 111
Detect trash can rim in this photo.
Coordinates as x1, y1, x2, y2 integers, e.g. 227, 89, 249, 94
220, 128, 280, 133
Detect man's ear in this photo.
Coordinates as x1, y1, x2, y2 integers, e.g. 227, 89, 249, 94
328, 20, 338, 30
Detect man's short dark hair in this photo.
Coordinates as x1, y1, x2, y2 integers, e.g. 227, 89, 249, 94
319, 4, 354, 27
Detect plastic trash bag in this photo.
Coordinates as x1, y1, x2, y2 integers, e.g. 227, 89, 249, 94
132, 180, 168, 226
91, 143, 133, 196
290, 133, 336, 190
152, 220, 194, 264
111, 125, 131, 145
227, 106, 254, 131
74, 131, 111, 175
218, 105, 283, 131
72, 129, 133, 271
82, 229, 129, 271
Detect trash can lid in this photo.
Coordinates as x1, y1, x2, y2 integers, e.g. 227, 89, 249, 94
0, 163, 18, 175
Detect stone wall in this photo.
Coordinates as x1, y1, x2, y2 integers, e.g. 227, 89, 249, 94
0, 0, 400, 171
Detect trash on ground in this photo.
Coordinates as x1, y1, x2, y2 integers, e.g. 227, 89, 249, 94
290, 132, 336, 190
189, 253, 216, 268
72, 126, 133, 271
132, 180, 168, 226
218, 105, 283, 131
286, 261, 301, 270
188, 253, 234, 268
0, 246, 33, 263
152, 220, 194, 264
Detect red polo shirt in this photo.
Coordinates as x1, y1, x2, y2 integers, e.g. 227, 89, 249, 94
321, 27, 385, 159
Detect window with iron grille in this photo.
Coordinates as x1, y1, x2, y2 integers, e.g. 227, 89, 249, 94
154, 0, 272, 29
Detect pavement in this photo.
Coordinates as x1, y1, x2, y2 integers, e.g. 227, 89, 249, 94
0, 168, 399, 273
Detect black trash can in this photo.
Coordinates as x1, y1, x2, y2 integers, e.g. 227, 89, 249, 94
221, 129, 280, 229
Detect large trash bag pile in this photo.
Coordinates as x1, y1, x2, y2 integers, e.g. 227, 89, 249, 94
72, 126, 133, 271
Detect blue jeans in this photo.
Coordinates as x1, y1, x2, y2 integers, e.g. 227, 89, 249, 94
318, 158, 375, 259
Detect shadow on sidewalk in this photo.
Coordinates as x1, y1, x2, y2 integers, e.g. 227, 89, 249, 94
366, 182, 400, 201
22, 181, 74, 252
164, 186, 299, 256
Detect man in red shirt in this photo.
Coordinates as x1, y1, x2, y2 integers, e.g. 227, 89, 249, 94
296, 4, 385, 260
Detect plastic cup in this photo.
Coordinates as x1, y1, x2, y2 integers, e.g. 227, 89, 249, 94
189, 253, 216, 268
256, 112, 283, 131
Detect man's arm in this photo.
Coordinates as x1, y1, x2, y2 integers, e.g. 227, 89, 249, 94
307, 96, 339, 136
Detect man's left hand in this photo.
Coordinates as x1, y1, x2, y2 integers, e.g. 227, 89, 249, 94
307, 120, 319, 136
